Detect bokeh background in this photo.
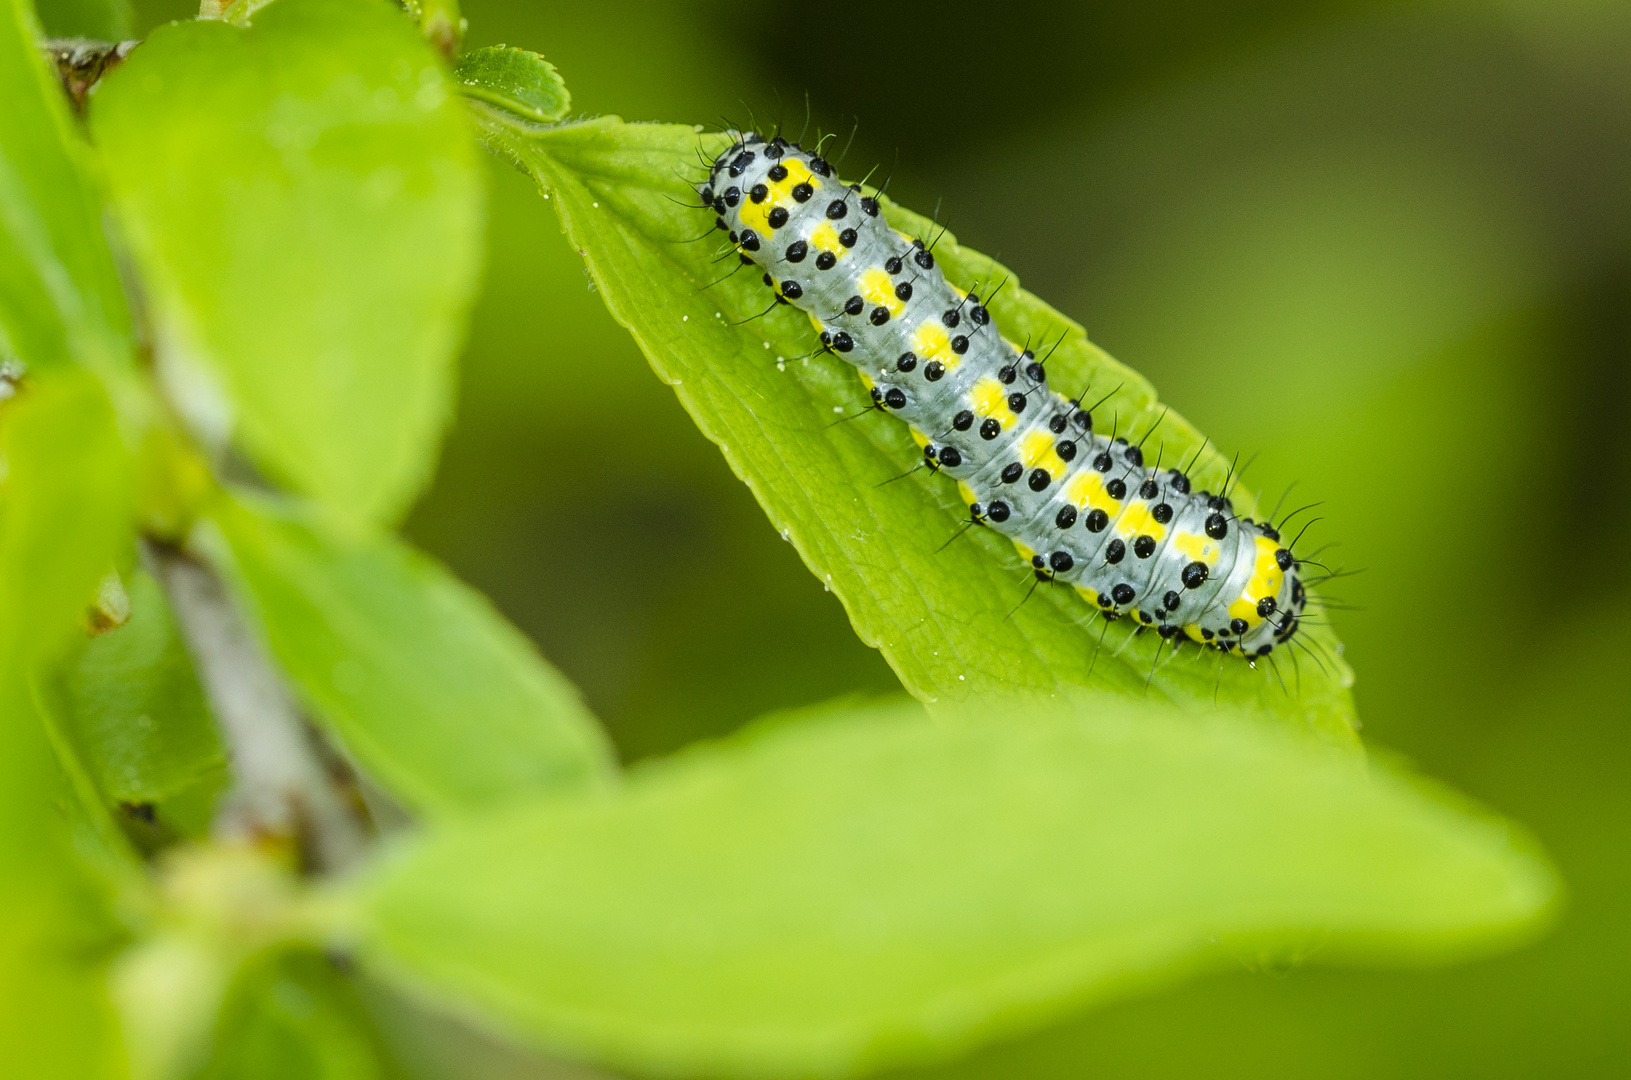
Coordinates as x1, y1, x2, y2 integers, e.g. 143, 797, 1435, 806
110, 0, 1631, 1074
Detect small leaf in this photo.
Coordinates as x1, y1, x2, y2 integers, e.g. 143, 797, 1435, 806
0, 0, 134, 377
89, 0, 485, 523
455, 46, 571, 123
199, 490, 615, 817
471, 117, 1356, 742
59, 569, 229, 839
351, 699, 1554, 1080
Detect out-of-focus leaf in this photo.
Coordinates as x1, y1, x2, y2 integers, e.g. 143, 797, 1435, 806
0, 370, 133, 1079
89, 0, 484, 523
362, 973, 619, 1080
351, 699, 1554, 1080
35, 0, 132, 40
0, 369, 143, 875
456, 46, 571, 123
198, 490, 615, 818
470, 116, 1356, 744
0, 0, 134, 377
60, 569, 228, 839
0, 699, 130, 1080
196, 949, 391, 1080
108, 843, 349, 1080
0, 370, 132, 663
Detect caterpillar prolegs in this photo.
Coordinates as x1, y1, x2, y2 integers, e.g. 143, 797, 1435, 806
701, 133, 1306, 661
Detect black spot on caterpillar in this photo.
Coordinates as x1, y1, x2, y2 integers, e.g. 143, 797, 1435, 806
701, 133, 1307, 661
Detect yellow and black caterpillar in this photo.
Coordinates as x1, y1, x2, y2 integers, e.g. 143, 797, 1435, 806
702, 133, 1305, 660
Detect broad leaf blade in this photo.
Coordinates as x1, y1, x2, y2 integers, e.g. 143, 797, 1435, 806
0, 370, 133, 1080
475, 117, 1355, 742
199, 490, 615, 817
0, 0, 134, 377
89, 0, 485, 523
352, 699, 1553, 1080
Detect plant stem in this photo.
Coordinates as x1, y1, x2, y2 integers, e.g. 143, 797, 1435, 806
146, 541, 365, 873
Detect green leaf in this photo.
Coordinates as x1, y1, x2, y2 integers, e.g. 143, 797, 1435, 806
0, 749, 128, 1080
196, 949, 391, 1080
0, 370, 132, 663
0, 370, 133, 1080
60, 568, 229, 839
455, 46, 571, 124
0, 371, 145, 875
89, 0, 485, 524
468, 117, 1356, 743
198, 489, 615, 818
350, 699, 1554, 1080
34, 0, 133, 40
0, 0, 134, 377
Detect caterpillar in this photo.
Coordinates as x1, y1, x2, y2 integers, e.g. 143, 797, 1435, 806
700, 133, 1306, 662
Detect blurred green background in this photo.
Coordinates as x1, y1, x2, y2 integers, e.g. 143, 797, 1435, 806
103, 0, 1631, 1074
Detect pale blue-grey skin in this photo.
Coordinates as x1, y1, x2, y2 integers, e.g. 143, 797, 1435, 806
704, 133, 1304, 659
